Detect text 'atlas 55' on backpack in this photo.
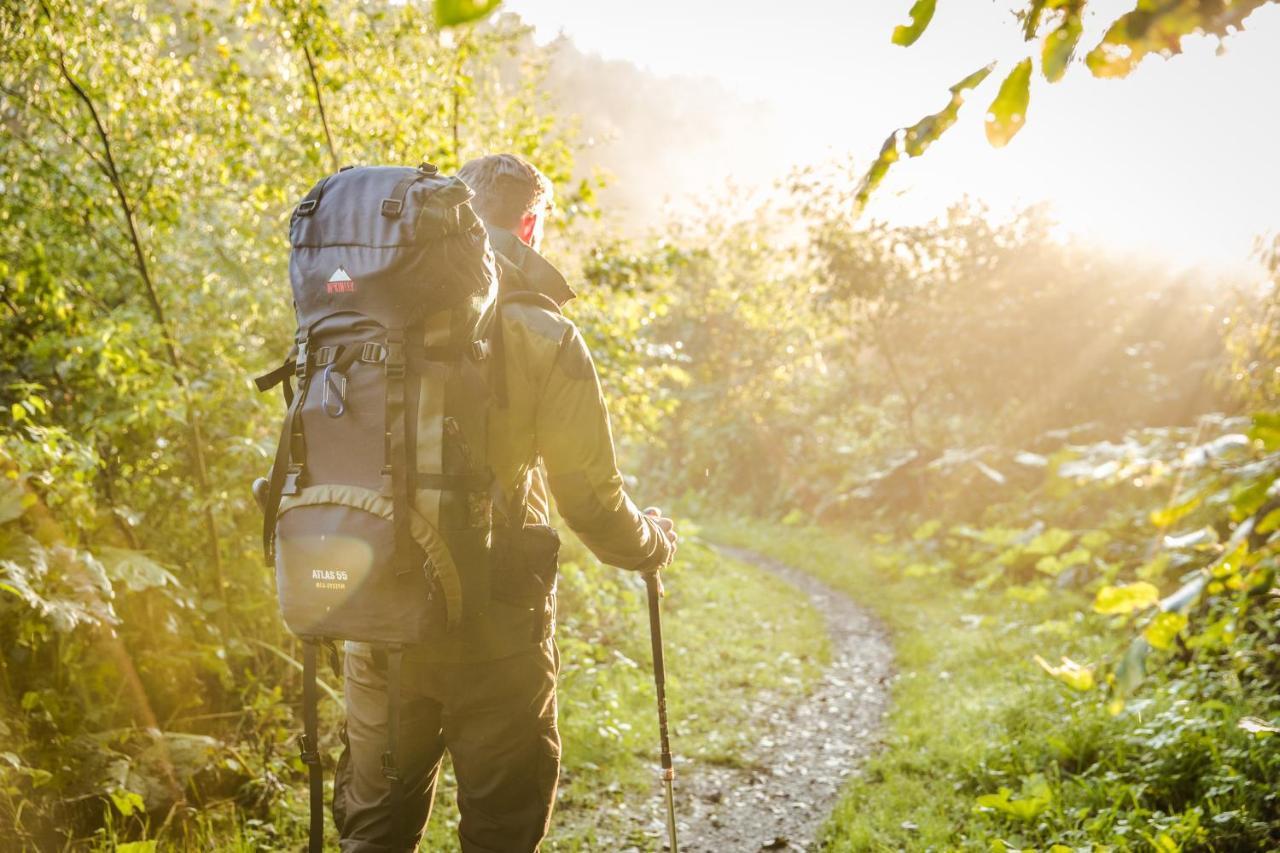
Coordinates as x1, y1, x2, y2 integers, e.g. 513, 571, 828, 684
254, 162, 502, 852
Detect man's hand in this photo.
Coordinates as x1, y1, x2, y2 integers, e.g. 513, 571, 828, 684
643, 506, 679, 553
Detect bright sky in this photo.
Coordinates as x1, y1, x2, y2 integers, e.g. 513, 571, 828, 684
504, 0, 1280, 274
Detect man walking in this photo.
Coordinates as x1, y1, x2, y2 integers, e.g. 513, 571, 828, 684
332, 153, 678, 852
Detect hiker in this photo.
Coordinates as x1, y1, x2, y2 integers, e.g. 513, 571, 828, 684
327, 154, 680, 852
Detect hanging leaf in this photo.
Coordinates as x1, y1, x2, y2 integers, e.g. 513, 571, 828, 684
891, 0, 938, 46
1093, 581, 1159, 614
435, 0, 502, 28
984, 58, 1032, 147
855, 63, 994, 209
1041, 2, 1084, 82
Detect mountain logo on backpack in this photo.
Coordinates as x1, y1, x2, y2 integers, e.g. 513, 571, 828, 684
326, 266, 356, 294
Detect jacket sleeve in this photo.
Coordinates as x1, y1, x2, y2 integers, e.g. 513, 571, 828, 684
534, 322, 673, 572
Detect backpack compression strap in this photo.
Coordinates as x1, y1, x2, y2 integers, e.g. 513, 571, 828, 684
300, 639, 323, 853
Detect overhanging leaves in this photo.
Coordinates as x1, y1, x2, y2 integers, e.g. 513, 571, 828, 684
892, 0, 938, 46
984, 58, 1032, 147
855, 62, 994, 209
1085, 0, 1274, 79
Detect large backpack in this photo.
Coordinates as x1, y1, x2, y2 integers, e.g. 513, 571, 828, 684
253, 163, 504, 851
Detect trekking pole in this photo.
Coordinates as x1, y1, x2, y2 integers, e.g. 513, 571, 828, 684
645, 571, 679, 852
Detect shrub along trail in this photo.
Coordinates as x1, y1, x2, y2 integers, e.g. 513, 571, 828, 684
643, 544, 893, 853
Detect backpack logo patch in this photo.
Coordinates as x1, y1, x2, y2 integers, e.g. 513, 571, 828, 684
326, 267, 357, 294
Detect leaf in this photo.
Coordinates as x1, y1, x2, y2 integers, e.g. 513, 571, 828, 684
974, 779, 1053, 819
1115, 636, 1149, 695
1083, 0, 1271, 79
1042, 6, 1083, 82
984, 59, 1032, 147
1238, 716, 1279, 736
1161, 527, 1217, 550
1034, 654, 1095, 691
912, 519, 942, 540
1149, 488, 1207, 528
0, 478, 26, 525
1094, 581, 1159, 614
116, 843, 158, 853
110, 788, 147, 817
434, 0, 502, 27
892, 0, 937, 46
1143, 611, 1188, 650
1248, 411, 1280, 451
1027, 527, 1072, 555
855, 63, 994, 209
97, 547, 179, 593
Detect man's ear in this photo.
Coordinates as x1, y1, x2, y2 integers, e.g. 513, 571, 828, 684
516, 212, 538, 246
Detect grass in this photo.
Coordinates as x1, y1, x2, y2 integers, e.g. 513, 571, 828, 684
705, 518, 1280, 852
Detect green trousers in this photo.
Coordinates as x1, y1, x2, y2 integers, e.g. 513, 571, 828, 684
332, 640, 561, 852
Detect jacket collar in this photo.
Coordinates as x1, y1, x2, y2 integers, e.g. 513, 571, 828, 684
487, 226, 576, 307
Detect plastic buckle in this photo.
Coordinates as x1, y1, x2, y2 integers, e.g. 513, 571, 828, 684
381, 751, 401, 782
299, 735, 320, 766
469, 340, 491, 362
282, 465, 303, 496
313, 345, 337, 367
380, 198, 403, 218
294, 340, 309, 378
296, 199, 317, 217
384, 341, 406, 379
360, 342, 387, 363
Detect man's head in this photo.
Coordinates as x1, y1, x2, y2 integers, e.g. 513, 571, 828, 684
457, 154, 554, 251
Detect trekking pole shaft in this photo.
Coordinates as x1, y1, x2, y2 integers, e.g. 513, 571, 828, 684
645, 571, 678, 852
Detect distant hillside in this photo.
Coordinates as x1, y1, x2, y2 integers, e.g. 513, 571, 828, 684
504, 19, 786, 230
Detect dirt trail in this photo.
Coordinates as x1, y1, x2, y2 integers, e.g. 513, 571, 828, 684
631, 545, 895, 852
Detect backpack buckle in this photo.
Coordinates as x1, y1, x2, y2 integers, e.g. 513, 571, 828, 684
381, 751, 401, 782
384, 340, 406, 379
282, 464, 303, 496
313, 345, 337, 367
380, 198, 403, 218
299, 735, 320, 766
469, 340, 491, 362
294, 340, 310, 378
295, 199, 318, 217
360, 342, 387, 363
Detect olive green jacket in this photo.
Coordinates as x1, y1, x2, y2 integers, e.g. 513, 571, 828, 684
487, 226, 668, 570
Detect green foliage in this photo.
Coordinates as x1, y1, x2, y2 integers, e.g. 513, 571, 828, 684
861, 0, 1279, 204
712, 517, 1280, 851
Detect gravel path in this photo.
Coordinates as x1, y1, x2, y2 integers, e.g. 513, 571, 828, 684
631, 545, 895, 852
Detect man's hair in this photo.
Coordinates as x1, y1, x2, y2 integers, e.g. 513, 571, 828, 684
457, 154, 554, 229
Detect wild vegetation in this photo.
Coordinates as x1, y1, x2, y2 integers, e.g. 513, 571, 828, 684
3, 0, 1277, 850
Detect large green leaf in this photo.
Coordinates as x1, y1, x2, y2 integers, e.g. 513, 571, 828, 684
1093, 581, 1160, 614
891, 0, 937, 46
984, 58, 1032, 147
1041, 6, 1083, 82
435, 0, 502, 28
